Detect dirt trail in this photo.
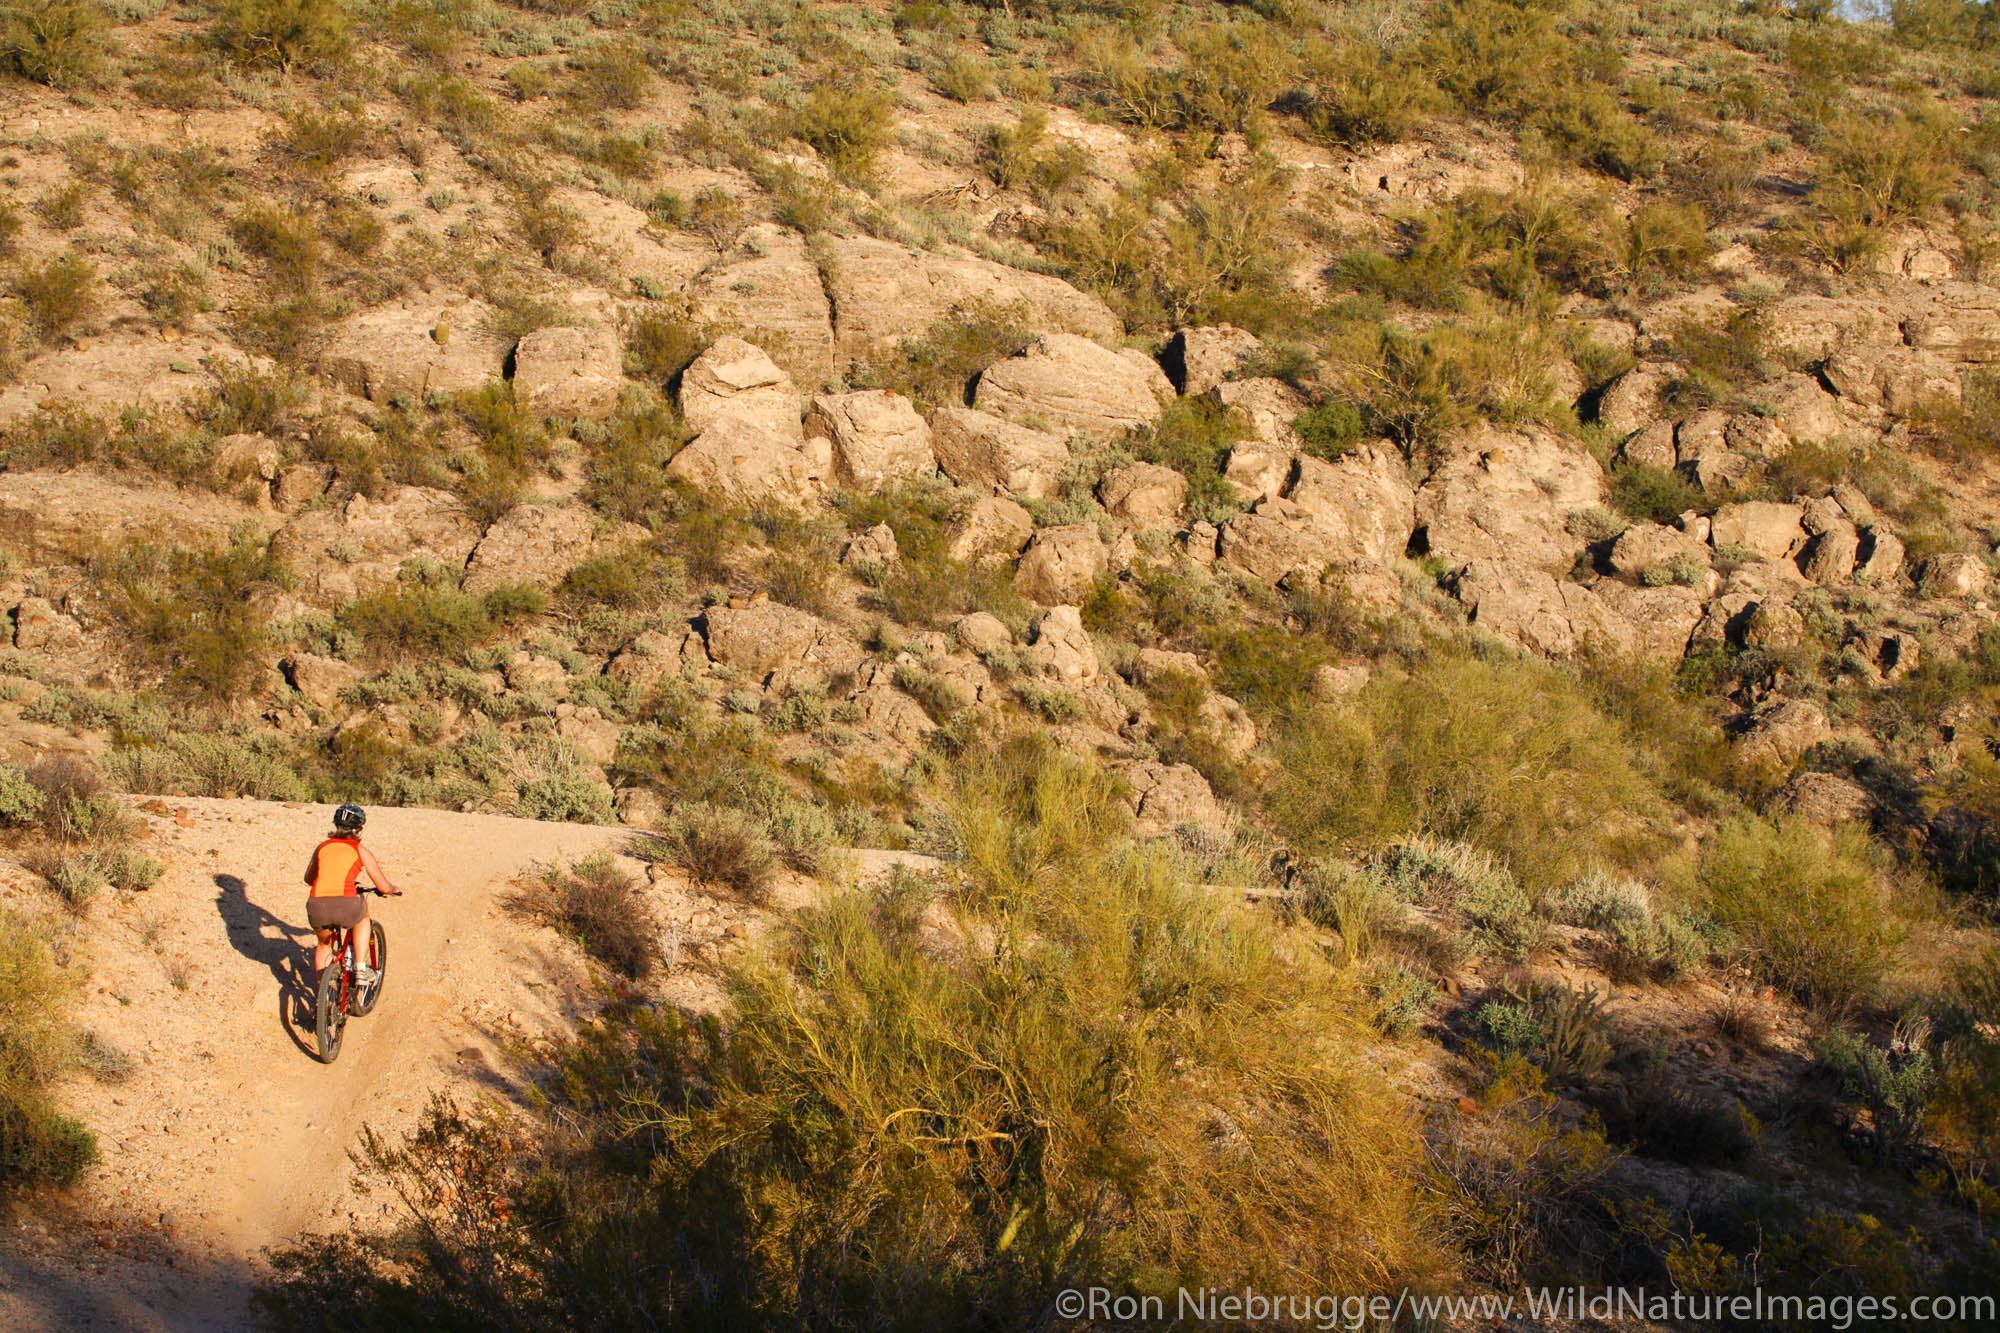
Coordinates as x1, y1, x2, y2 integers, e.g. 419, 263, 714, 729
0, 798, 693, 1331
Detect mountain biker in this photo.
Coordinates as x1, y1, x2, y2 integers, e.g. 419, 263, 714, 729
303, 804, 402, 981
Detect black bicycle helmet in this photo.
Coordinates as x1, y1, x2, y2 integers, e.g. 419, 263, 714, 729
333, 803, 366, 833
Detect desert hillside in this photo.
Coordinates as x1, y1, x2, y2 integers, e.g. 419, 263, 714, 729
2, 0, 1999, 1327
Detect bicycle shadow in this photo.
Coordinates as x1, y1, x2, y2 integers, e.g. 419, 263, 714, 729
213, 873, 318, 1059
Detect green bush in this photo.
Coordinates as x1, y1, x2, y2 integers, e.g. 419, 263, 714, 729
10, 251, 97, 345
529, 855, 657, 979
339, 582, 539, 661
793, 83, 896, 181
0, 908, 95, 1190
850, 299, 1032, 408
98, 532, 288, 700
1608, 462, 1704, 524
511, 738, 613, 824
2, 0, 105, 89
0, 764, 44, 827
1295, 35, 1438, 146
656, 801, 776, 900
1130, 396, 1246, 525
210, 0, 353, 73
567, 39, 650, 111
1272, 654, 1666, 890
1474, 979, 1616, 1083
1685, 814, 1896, 1014
1813, 1025, 1936, 1157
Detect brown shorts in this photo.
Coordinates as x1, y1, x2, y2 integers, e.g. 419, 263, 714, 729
306, 895, 367, 932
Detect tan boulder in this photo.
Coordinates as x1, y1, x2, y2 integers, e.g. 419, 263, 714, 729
1284, 445, 1417, 563
1028, 604, 1099, 682
664, 418, 830, 509
678, 337, 802, 439
271, 486, 480, 605
1167, 325, 1263, 394
1015, 524, 1107, 603
1129, 646, 1208, 686
1417, 426, 1605, 570
701, 601, 862, 680
1855, 529, 1905, 585
1209, 378, 1307, 453
1608, 523, 1708, 584
1098, 463, 1188, 524
821, 235, 1120, 370
1222, 446, 1291, 504
1920, 552, 1991, 599
11, 596, 82, 653
947, 495, 1035, 562
1765, 296, 1902, 362
1741, 599, 1806, 651
607, 629, 684, 690
1710, 502, 1806, 561
806, 390, 935, 488
974, 334, 1171, 439
1775, 771, 1874, 824
953, 611, 1014, 656
1588, 581, 1704, 660
1905, 298, 2000, 364
1215, 511, 1337, 584
1596, 362, 1678, 436
215, 433, 282, 485
1823, 345, 1961, 414
512, 325, 624, 420
323, 297, 508, 404
462, 504, 600, 594
1800, 521, 1860, 586
1620, 420, 1677, 471
281, 653, 358, 710
841, 522, 899, 571
929, 406, 1069, 499
1739, 700, 1832, 771
688, 226, 835, 388
1119, 760, 1227, 836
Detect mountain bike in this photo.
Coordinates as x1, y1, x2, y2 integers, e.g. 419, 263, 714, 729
314, 887, 388, 1064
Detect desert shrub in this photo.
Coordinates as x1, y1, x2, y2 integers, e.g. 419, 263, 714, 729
210, 0, 353, 73
1911, 368, 2000, 464
793, 83, 896, 181
10, 251, 97, 345
1293, 858, 1405, 962
850, 299, 1032, 408
511, 738, 613, 824
622, 302, 712, 387
25, 756, 130, 846
0, 908, 95, 1190
1615, 200, 1713, 293
1813, 1023, 1936, 1157
1129, 396, 1245, 525
1294, 400, 1365, 460
977, 107, 1089, 201
1368, 964, 1439, 1038
1684, 814, 1896, 1014
1350, 318, 1561, 454
1538, 83, 1663, 182
0, 765, 44, 827
529, 855, 657, 979
1427, 1052, 1624, 1288
582, 398, 691, 525
1272, 654, 1664, 890
1294, 35, 1438, 146
567, 38, 650, 110
2, 0, 103, 89
97, 532, 288, 699
103, 732, 308, 800
931, 52, 993, 102
1473, 979, 1616, 1084
339, 582, 539, 662
1608, 462, 1703, 524
1373, 837, 1544, 960
657, 801, 776, 900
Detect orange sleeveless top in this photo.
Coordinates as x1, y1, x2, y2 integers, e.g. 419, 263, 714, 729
309, 837, 365, 898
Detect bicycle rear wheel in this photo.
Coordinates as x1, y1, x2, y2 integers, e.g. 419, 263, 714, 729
351, 921, 387, 1017
314, 953, 348, 1063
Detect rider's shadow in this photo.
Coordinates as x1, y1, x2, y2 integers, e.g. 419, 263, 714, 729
213, 873, 317, 1054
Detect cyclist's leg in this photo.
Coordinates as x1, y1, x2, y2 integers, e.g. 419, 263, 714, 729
353, 905, 375, 974
313, 927, 339, 974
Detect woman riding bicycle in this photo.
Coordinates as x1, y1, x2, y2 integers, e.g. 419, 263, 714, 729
303, 803, 403, 980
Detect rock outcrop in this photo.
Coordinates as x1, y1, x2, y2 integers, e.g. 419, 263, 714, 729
974, 334, 1171, 439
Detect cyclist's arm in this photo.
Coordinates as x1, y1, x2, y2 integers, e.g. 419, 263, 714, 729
302, 848, 318, 887
357, 843, 402, 895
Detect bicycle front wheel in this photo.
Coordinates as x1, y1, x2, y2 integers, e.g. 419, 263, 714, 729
314, 956, 347, 1063
351, 921, 387, 1017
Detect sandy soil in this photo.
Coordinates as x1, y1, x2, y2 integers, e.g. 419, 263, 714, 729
0, 797, 794, 1332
